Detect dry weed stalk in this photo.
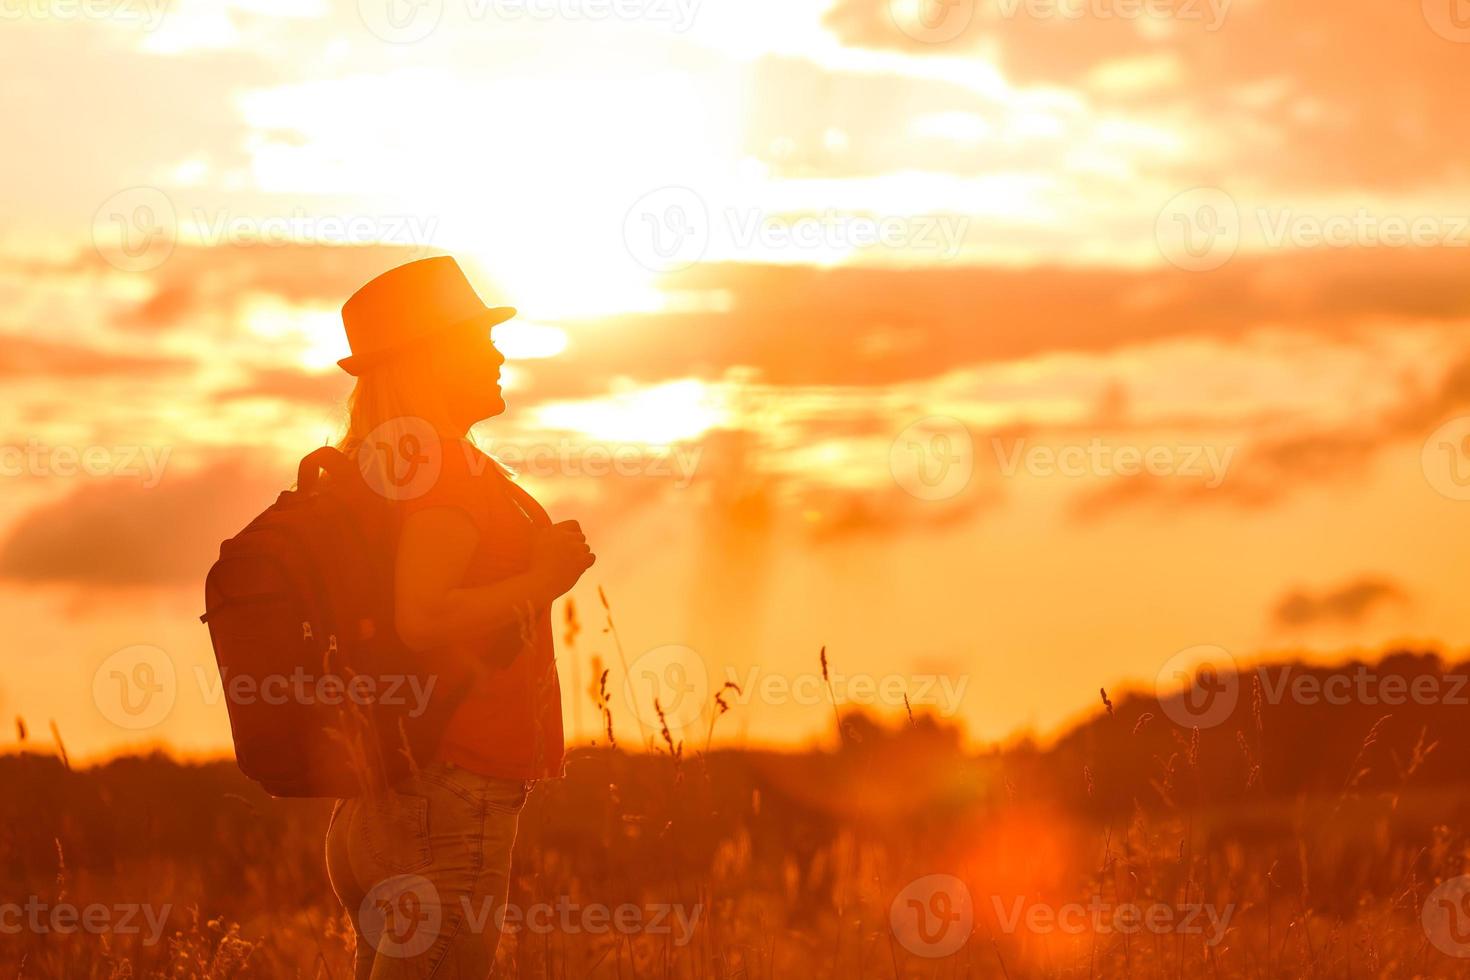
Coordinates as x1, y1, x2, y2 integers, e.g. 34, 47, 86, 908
819, 646, 843, 747
598, 586, 648, 747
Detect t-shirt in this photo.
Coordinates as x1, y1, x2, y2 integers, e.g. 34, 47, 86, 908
398, 437, 565, 780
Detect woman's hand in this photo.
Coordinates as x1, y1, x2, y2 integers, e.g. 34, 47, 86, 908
396, 508, 592, 653
529, 520, 596, 598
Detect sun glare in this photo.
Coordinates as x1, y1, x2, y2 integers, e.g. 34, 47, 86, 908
240, 298, 347, 371
493, 320, 568, 360
532, 379, 727, 444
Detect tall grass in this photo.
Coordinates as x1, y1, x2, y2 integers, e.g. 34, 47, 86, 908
6, 645, 1470, 978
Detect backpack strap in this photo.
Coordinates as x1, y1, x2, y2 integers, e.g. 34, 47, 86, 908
297, 446, 356, 493
495, 471, 552, 528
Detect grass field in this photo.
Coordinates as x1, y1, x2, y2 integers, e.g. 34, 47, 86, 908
5, 650, 1470, 978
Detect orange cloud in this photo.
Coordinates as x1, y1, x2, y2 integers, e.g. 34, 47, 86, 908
1072, 346, 1470, 516
521, 248, 1470, 400
0, 337, 191, 379
1272, 576, 1409, 628
821, 0, 1469, 191
0, 454, 285, 587
108, 243, 421, 333
210, 367, 351, 405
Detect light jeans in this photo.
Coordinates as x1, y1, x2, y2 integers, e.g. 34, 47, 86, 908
326, 762, 528, 979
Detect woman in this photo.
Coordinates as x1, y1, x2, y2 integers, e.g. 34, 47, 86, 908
323, 256, 595, 979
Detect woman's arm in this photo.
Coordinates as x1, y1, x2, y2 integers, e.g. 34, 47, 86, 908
394, 506, 594, 653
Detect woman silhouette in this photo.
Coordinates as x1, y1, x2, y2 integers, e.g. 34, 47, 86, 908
323, 256, 594, 979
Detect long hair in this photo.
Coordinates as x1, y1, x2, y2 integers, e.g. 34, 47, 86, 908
333, 358, 510, 491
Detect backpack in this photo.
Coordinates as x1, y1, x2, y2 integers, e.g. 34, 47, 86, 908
200, 446, 469, 798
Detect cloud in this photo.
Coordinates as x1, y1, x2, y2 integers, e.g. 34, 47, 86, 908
1068, 430, 1392, 516
29, 242, 1470, 409
1071, 347, 1470, 517
820, 0, 1470, 192
797, 485, 998, 541
0, 337, 192, 379
0, 454, 287, 587
1272, 576, 1409, 629
211, 366, 351, 405
522, 248, 1470, 400
107, 243, 421, 333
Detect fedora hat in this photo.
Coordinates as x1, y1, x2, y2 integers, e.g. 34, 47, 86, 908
338, 256, 516, 376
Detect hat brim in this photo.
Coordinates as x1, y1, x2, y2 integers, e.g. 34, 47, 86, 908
337, 306, 517, 377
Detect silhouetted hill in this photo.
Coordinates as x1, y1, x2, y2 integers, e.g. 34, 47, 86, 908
1040, 648, 1470, 813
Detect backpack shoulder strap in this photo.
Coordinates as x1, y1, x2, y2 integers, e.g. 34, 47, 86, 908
493, 471, 552, 528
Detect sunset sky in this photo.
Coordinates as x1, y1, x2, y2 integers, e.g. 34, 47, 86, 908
3, 0, 1470, 762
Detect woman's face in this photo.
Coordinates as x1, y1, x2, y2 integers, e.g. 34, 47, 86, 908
423, 325, 507, 427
